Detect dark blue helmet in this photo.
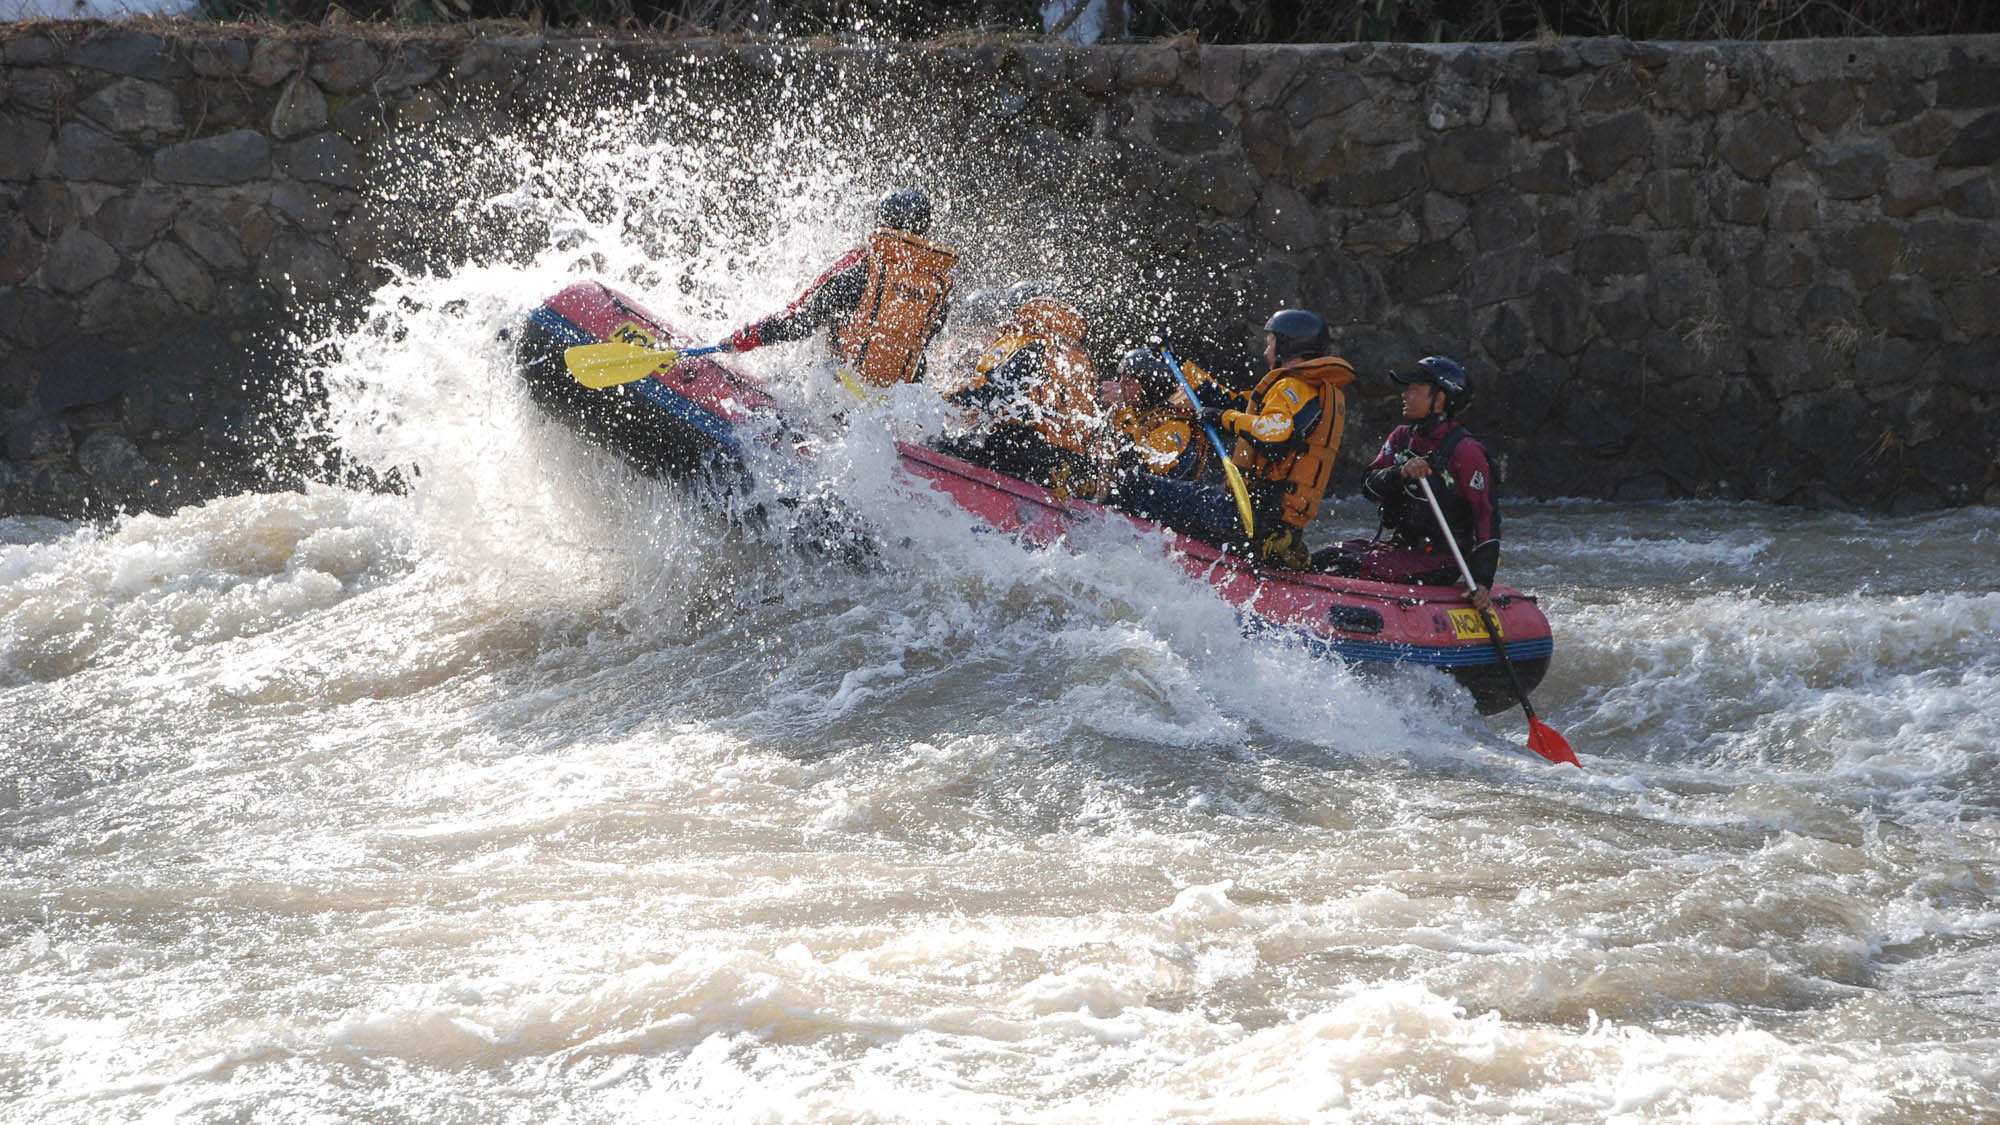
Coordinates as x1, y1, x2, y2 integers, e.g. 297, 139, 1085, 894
877, 188, 932, 236
1117, 347, 1176, 400
1390, 355, 1473, 416
1264, 308, 1330, 361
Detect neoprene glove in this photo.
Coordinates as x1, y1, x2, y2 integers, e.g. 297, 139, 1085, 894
1469, 540, 1500, 590
1192, 382, 1236, 410
1193, 405, 1228, 431
1360, 465, 1403, 504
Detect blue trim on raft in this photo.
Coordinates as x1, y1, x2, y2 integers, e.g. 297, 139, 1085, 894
626, 371, 744, 455
529, 305, 743, 455
1254, 618, 1555, 669
527, 304, 593, 347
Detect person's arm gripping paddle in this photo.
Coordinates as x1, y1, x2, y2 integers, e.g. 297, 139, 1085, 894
1160, 347, 1255, 541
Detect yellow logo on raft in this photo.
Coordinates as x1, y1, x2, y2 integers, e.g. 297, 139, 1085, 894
1448, 609, 1501, 640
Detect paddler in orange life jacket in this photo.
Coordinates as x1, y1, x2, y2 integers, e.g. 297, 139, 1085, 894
936, 286, 1114, 495
1188, 308, 1357, 568
725, 188, 958, 390
1318, 356, 1501, 611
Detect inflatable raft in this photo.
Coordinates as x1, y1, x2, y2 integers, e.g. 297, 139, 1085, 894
517, 281, 1554, 714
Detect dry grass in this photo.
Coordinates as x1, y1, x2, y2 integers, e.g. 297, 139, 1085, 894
28, 0, 1983, 40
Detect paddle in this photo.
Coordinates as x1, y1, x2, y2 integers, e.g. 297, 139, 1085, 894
1416, 474, 1578, 767
1159, 347, 1256, 541
563, 340, 733, 390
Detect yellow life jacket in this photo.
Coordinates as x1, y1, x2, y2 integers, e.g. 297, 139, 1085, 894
1113, 403, 1195, 474
1229, 356, 1356, 530
833, 230, 958, 388
1111, 358, 1220, 478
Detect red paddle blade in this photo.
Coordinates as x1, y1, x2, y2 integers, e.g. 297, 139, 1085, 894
1527, 718, 1579, 767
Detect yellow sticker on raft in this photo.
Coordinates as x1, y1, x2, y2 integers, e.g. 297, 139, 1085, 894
1448, 609, 1501, 640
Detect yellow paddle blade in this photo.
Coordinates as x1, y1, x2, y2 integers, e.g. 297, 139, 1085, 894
564, 342, 682, 389
1221, 458, 1255, 539
836, 366, 888, 404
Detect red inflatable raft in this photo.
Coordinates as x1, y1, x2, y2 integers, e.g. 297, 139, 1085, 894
517, 281, 1554, 714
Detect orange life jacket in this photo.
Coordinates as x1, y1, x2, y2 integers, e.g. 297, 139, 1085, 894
971, 298, 1108, 460
832, 230, 958, 388
1230, 356, 1356, 530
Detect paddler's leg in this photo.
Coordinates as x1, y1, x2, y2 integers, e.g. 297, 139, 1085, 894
1113, 472, 1250, 551
1046, 447, 1112, 502
933, 431, 990, 466
1349, 543, 1458, 585
1257, 525, 1311, 570
982, 427, 1067, 489
1308, 537, 1371, 575
931, 426, 1062, 489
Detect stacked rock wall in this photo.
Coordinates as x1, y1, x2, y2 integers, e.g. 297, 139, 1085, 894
1, 29, 416, 515
1, 27, 1996, 517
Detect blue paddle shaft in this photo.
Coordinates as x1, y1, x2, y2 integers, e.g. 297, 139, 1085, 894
1159, 348, 1233, 464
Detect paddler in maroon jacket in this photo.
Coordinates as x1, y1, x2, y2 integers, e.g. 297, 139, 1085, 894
725, 188, 958, 390
1320, 355, 1501, 610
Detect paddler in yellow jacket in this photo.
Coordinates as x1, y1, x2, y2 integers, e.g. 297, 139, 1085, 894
1119, 309, 1355, 569
1102, 347, 1220, 481
936, 287, 1115, 495
725, 188, 957, 390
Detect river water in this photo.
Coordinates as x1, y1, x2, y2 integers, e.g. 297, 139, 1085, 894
6, 118, 2000, 1117
4, 264, 1998, 1123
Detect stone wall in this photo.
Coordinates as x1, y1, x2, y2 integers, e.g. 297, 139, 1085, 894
2, 26, 1996, 517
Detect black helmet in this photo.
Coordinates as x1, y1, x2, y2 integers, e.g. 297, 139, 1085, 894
1117, 347, 1176, 401
877, 187, 932, 236
1390, 355, 1473, 416
1264, 308, 1330, 362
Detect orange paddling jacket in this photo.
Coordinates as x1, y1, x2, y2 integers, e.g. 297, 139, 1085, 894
1109, 360, 1219, 481
1217, 356, 1357, 530
834, 230, 959, 387
731, 230, 958, 387
955, 297, 1109, 460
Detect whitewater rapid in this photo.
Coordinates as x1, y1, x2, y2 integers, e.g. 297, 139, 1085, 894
3, 283, 1995, 1119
